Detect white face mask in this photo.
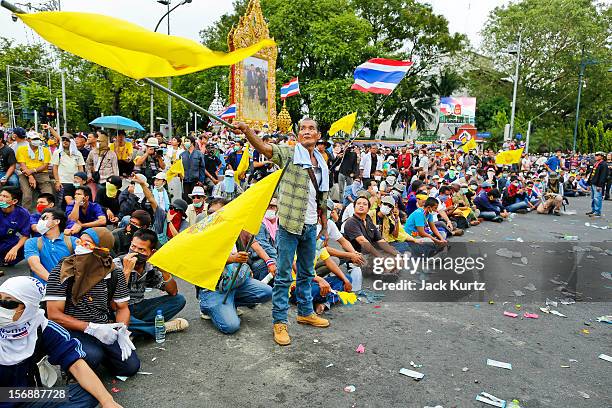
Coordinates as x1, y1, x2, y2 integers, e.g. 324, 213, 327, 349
74, 245, 93, 256
374, 176, 382, 181
264, 210, 277, 220
0, 306, 15, 327
371, 186, 379, 193
386, 176, 396, 185
36, 218, 52, 235
380, 205, 392, 216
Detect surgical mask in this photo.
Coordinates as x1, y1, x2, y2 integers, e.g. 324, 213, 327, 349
386, 176, 396, 185
0, 306, 15, 327
264, 210, 277, 220
193, 201, 204, 208
184, 142, 192, 149
380, 205, 392, 216
129, 250, 148, 265
74, 245, 93, 256
0, 201, 10, 209
36, 204, 47, 213
439, 194, 448, 202
31, 140, 42, 147
371, 186, 379, 193
36, 218, 52, 235
460, 188, 468, 194
155, 185, 165, 191
73, 183, 81, 188
374, 176, 382, 181
448, 171, 456, 178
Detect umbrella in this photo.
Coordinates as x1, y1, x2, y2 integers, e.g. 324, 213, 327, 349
90, 115, 145, 131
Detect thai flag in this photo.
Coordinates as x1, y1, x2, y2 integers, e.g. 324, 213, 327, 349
220, 104, 236, 120
351, 58, 412, 95
280, 77, 300, 100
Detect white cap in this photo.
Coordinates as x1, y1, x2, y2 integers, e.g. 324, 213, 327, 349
154, 172, 167, 181
145, 137, 160, 147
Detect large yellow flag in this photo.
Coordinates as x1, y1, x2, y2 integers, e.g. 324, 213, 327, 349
166, 159, 184, 183
329, 112, 357, 136
17, 12, 275, 79
149, 170, 282, 290
495, 148, 524, 165
234, 143, 250, 182
460, 137, 477, 153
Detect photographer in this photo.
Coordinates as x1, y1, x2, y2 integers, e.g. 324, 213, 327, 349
134, 138, 166, 185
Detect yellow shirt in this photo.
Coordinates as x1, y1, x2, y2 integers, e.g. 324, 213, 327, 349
109, 142, 133, 161
16, 145, 51, 171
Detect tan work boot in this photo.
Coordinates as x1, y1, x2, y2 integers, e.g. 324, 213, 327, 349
297, 313, 330, 328
273, 323, 291, 346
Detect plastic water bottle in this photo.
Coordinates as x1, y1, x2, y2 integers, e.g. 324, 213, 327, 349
154, 309, 165, 343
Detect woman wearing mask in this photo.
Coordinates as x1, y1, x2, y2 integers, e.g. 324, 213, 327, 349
379, 170, 398, 194
0, 276, 123, 408
343, 178, 363, 207
151, 172, 170, 212
86, 130, 119, 200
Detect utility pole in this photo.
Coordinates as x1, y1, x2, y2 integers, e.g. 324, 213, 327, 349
572, 47, 585, 153
509, 32, 522, 142
61, 70, 67, 134
166, 1, 173, 139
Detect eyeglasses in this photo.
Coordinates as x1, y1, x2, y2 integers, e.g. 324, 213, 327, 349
75, 238, 109, 253
0, 299, 22, 309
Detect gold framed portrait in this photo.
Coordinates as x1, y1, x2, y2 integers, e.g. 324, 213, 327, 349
228, 0, 277, 131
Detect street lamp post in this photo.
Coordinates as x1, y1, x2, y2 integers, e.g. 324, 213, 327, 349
150, 0, 192, 138
508, 33, 522, 142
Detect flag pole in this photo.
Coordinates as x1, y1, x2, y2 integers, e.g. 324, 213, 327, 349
0, 1, 237, 130
142, 78, 236, 129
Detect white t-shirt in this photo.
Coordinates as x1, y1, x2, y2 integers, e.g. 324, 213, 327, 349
304, 166, 321, 225
316, 221, 343, 242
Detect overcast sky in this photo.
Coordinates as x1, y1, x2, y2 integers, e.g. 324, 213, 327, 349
0, 0, 509, 50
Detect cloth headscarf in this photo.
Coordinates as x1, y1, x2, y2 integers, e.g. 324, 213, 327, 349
0, 276, 47, 366
59, 227, 115, 305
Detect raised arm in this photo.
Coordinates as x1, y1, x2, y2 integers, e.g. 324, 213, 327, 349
232, 122, 272, 159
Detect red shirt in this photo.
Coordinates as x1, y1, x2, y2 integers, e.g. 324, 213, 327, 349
397, 153, 412, 169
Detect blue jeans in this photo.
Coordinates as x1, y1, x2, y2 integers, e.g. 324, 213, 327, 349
69, 330, 140, 377
273, 224, 317, 324
128, 294, 186, 338
505, 201, 528, 212
199, 277, 272, 334
479, 211, 498, 220
390, 241, 437, 257
0, 171, 19, 187
250, 258, 269, 281
23, 383, 97, 408
591, 185, 603, 214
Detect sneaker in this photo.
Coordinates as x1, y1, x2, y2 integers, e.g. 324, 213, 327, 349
553, 211, 561, 216
585, 211, 594, 216
200, 312, 211, 320
165, 318, 189, 333
492, 216, 504, 223
273, 323, 291, 346
590, 213, 602, 218
297, 313, 330, 328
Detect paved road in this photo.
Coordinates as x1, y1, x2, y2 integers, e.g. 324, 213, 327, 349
1, 197, 610, 407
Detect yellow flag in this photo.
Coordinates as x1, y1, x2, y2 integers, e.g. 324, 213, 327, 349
17, 12, 275, 79
329, 112, 357, 136
460, 137, 477, 153
495, 148, 524, 165
410, 120, 417, 131
166, 159, 184, 183
148, 170, 282, 290
234, 143, 250, 182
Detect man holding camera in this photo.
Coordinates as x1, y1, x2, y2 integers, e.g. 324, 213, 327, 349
134, 137, 166, 185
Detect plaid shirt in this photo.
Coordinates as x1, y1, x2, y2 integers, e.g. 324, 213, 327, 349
272, 144, 328, 235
